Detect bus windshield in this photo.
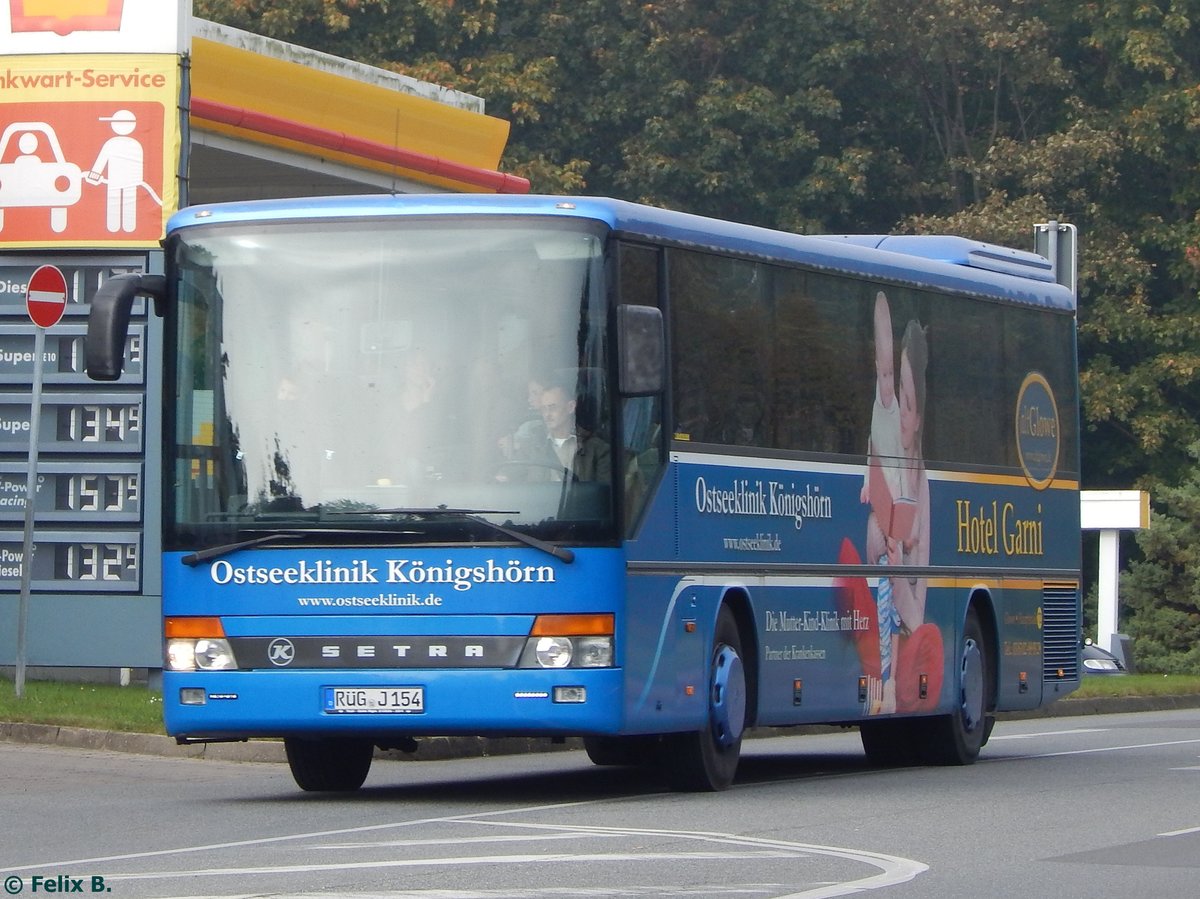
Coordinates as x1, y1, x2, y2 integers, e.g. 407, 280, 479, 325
167, 215, 613, 551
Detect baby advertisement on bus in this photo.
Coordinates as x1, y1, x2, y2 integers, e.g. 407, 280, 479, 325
836, 290, 942, 717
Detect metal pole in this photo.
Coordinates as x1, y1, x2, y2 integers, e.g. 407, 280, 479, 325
15, 327, 46, 698
1047, 221, 1059, 287
1096, 527, 1120, 653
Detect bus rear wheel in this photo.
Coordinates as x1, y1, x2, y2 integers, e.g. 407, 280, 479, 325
922, 607, 992, 765
284, 737, 374, 791
664, 606, 747, 792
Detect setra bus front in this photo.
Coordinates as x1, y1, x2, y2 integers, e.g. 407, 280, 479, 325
85, 196, 664, 791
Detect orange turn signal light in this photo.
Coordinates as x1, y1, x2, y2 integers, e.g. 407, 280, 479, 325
530, 613, 614, 636
165, 616, 226, 639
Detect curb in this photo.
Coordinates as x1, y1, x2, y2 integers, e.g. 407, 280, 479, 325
0, 721, 287, 762
0, 721, 583, 764
3, 695, 1198, 764
997, 692, 1200, 719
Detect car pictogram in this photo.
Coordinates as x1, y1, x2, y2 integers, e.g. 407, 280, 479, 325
0, 121, 84, 233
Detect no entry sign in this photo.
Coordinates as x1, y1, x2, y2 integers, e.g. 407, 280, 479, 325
25, 264, 68, 328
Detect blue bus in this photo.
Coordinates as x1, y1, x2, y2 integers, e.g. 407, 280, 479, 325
86, 195, 1080, 791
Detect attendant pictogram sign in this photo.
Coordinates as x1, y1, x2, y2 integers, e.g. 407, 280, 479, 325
25, 263, 67, 328
0, 50, 179, 249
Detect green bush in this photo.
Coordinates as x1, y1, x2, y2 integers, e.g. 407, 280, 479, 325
1121, 450, 1200, 674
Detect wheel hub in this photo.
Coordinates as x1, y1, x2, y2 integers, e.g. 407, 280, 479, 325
960, 637, 984, 732
710, 644, 746, 749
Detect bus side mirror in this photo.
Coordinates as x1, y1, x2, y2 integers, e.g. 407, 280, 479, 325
617, 304, 665, 396
85, 273, 166, 381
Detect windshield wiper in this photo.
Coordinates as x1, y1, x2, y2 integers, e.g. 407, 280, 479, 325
337, 507, 576, 564
181, 533, 304, 567
180, 526, 422, 567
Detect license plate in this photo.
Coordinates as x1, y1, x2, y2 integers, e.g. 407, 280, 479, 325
323, 686, 424, 714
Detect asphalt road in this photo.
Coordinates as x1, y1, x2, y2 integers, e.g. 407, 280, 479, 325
2, 707, 1198, 899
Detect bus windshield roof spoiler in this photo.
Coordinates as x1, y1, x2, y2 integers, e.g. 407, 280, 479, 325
811, 234, 1056, 283
85, 273, 167, 381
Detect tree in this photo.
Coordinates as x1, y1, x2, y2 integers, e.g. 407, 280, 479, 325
895, 1, 1200, 491
1121, 444, 1200, 673
195, 0, 1200, 486
1049, 0, 1200, 490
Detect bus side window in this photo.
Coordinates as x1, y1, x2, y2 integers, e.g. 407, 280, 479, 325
618, 242, 664, 532
668, 249, 768, 446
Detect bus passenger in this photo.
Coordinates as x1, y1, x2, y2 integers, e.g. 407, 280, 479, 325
498, 373, 550, 461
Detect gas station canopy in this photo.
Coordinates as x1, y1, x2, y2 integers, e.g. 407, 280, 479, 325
187, 19, 529, 205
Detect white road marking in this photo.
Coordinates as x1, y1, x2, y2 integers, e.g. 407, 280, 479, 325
987, 728, 1107, 740
95, 822, 926, 899
104, 850, 814, 880
307, 831, 624, 851
1158, 825, 1200, 837
993, 738, 1200, 760
463, 821, 929, 899
160, 889, 783, 898
0, 800, 599, 873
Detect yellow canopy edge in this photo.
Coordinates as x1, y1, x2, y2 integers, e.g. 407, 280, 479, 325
190, 36, 513, 193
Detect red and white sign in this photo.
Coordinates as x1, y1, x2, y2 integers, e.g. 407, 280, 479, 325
10, 0, 124, 36
0, 0, 186, 54
0, 81, 178, 247
25, 263, 67, 328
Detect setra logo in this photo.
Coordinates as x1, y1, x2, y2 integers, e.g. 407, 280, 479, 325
267, 638, 296, 667
10, 0, 124, 36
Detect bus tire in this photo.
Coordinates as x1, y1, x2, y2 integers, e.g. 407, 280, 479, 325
922, 607, 991, 766
284, 737, 374, 791
664, 606, 747, 791
859, 719, 923, 767
583, 735, 658, 767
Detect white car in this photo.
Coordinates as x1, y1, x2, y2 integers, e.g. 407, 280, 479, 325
1082, 639, 1127, 675
0, 122, 83, 233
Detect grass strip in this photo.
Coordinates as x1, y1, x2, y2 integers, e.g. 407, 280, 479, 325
0, 680, 165, 734
1071, 673, 1200, 699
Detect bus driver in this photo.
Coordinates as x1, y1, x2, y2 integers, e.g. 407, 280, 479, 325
521, 376, 610, 483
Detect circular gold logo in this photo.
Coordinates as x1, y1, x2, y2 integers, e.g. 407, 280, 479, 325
1015, 373, 1060, 490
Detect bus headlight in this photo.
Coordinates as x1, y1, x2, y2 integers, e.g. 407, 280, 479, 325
194, 638, 238, 670
575, 636, 613, 667
166, 639, 196, 671
165, 617, 238, 671
518, 614, 615, 669
533, 636, 573, 668
167, 638, 238, 671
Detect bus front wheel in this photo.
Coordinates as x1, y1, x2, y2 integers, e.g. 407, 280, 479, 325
664, 606, 747, 791
284, 737, 374, 791
583, 735, 659, 767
